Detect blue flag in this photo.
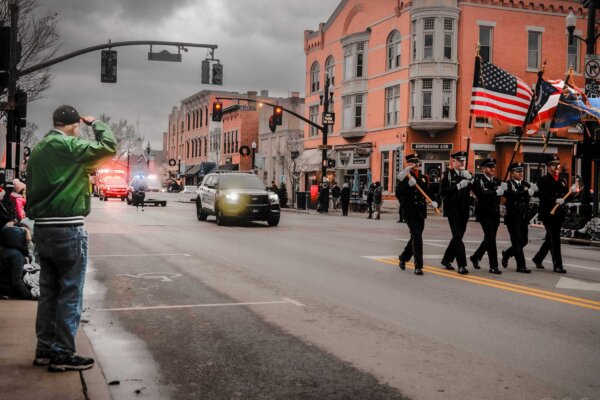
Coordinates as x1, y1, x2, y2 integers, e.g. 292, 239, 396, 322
551, 87, 600, 128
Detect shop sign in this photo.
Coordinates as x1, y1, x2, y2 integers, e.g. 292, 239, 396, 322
395, 145, 404, 178
336, 149, 371, 169
411, 143, 453, 151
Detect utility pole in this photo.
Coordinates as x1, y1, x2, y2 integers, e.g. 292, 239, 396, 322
5, 0, 19, 181
321, 75, 333, 183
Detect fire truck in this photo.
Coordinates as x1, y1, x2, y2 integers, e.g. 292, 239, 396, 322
92, 166, 128, 201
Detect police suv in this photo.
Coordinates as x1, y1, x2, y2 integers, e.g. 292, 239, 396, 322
196, 172, 280, 226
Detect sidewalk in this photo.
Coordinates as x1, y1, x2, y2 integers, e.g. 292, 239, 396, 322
0, 300, 111, 400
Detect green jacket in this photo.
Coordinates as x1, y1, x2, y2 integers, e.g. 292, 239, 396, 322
25, 121, 117, 225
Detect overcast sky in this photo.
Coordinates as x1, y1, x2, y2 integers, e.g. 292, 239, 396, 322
29, 0, 340, 151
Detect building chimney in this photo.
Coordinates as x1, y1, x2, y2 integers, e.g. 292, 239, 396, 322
260, 90, 269, 97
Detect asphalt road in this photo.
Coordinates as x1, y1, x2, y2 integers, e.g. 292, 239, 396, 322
82, 194, 600, 400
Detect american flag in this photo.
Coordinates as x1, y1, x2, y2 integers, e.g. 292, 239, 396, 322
470, 58, 533, 126
525, 79, 564, 132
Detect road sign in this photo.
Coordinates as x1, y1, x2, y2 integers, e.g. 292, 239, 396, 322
322, 112, 335, 126
317, 145, 333, 150
585, 54, 600, 79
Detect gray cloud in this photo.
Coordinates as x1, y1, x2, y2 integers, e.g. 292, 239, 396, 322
27, 0, 339, 149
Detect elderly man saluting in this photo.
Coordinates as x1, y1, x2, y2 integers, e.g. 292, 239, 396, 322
26, 105, 116, 372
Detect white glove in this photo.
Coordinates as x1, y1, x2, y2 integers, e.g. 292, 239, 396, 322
457, 179, 470, 190
570, 184, 578, 193
529, 183, 538, 193
431, 201, 438, 209
555, 198, 565, 205
500, 182, 508, 191
527, 188, 536, 197
462, 170, 472, 180
496, 188, 504, 196
398, 166, 413, 180
408, 177, 417, 187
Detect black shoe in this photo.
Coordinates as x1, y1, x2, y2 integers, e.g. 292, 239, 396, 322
534, 262, 545, 269
441, 260, 455, 270
414, 267, 423, 275
489, 267, 502, 275
553, 267, 567, 274
48, 354, 94, 372
458, 266, 469, 275
516, 267, 532, 274
469, 255, 480, 269
399, 258, 406, 270
33, 350, 52, 367
501, 251, 509, 269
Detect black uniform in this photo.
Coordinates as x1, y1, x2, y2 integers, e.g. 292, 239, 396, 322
502, 179, 532, 271
441, 169, 472, 272
532, 174, 569, 272
470, 174, 502, 271
340, 185, 350, 216
396, 171, 430, 271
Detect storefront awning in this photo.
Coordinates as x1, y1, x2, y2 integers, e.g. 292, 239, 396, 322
297, 149, 324, 172
184, 164, 201, 176
218, 164, 239, 171
198, 162, 217, 176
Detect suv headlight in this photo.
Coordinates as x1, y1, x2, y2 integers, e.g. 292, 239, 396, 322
268, 193, 279, 204
225, 193, 240, 202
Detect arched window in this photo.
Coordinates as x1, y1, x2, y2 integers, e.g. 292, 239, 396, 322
310, 61, 320, 92
387, 30, 401, 70
325, 56, 335, 85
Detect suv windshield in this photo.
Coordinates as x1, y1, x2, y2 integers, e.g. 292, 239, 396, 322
104, 177, 126, 185
218, 175, 265, 190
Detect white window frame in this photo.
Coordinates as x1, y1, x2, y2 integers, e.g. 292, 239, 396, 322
342, 94, 365, 130
381, 151, 390, 193
310, 62, 320, 93
567, 38, 580, 73
325, 56, 335, 85
423, 17, 435, 60
385, 85, 400, 126
343, 42, 366, 81
527, 30, 542, 70
411, 20, 417, 62
309, 105, 319, 137
422, 79, 432, 119
442, 79, 452, 119
410, 80, 415, 119
479, 26, 493, 63
475, 116, 493, 128
386, 30, 401, 70
443, 18, 454, 60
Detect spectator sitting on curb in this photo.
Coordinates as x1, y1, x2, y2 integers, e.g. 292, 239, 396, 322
0, 223, 39, 300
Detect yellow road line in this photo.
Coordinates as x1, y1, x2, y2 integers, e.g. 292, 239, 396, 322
376, 258, 600, 312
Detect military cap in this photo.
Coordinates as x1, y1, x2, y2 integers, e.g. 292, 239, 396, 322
546, 155, 560, 165
405, 153, 421, 163
451, 151, 467, 161
480, 157, 497, 168
509, 162, 524, 171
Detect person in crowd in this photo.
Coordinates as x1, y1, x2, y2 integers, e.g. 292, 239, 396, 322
366, 183, 375, 219
502, 163, 537, 273
531, 155, 574, 274
26, 105, 116, 372
331, 182, 341, 211
318, 181, 329, 213
340, 182, 350, 216
10, 178, 27, 222
373, 181, 383, 220
440, 151, 472, 275
271, 180, 279, 192
0, 223, 38, 300
396, 154, 437, 275
469, 158, 504, 274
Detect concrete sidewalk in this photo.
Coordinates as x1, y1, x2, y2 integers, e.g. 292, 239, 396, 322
0, 300, 111, 400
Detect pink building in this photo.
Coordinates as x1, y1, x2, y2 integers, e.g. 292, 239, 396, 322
303, 0, 588, 199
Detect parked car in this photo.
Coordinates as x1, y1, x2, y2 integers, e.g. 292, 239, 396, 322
196, 172, 280, 226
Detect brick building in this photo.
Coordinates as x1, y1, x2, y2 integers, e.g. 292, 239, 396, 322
303, 0, 589, 199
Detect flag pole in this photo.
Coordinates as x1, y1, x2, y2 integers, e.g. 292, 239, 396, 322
503, 61, 546, 181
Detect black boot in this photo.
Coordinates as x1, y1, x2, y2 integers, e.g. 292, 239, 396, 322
469, 255, 480, 269
516, 267, 532, 273
414, 267, 423, 275
553, 267, 567, 274
534, 261, 545, 269
441, 260, 455, 270
501, 250, 509, 269
458, 266, 469, 275
399, 258, 406, 270
489, 266, 502, 275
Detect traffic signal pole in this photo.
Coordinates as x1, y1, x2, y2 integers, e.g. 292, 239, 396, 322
321, 76, 331, 183
5, 0, 19, 180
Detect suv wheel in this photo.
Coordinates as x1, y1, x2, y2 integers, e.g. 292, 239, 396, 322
267, 215, 280, 227
196, 198, 207, 221
215, 208, 226, 226
126, 196, 132, 205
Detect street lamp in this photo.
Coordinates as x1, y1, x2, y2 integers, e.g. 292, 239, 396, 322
251, 140, 257, 171
566, 4, 600, 216
321, 75, 334, 183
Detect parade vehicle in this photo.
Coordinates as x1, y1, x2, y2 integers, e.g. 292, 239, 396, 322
196, 172, 280, 226
126, 175, 167, 207
94, 168, 128, 201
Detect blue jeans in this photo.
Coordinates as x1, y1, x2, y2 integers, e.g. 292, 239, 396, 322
34, 226, 88, 356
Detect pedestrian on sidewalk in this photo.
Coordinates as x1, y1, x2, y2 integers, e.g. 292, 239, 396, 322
26, 105, 117, 372
340, 183, 350, 216
331, 182, 341, 211
366, 183, 375, 219
373, 181, 383, 220
318, 181, 329, 213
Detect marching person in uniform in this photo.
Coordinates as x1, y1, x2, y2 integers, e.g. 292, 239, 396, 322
531, 155, 574, 274
396, 154, 437, 276
469, 158, 503, 274
501, 163, 536, 273
440, 151, 472, 275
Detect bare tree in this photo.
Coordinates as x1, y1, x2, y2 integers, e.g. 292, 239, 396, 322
19, 120, 38, 150
280, 130, 307, 208
0, 0, 60, 103
79, 114, 142, 158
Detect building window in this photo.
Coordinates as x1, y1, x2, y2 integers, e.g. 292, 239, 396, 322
475, 116, 493, 127
422, 79, 432, 119
309, 105, 319, 137
567, 39, 580, 73
310, 61, 320, 92
442, 79, 452, 119
479, 26, 493, 62
528, 31, 541, 69
381, 151, 390, 192
411, 20, 417, 62
385, 85, 400, 126
410, 80, 415, 119
423, 18, 434, 60
386, 30, 401, 70
424, 17, 435, 30
199, 109, 203, 127
444, 19, 453, 60
343, 42, 366, 80
325, 56, 335, 85
342, 94, 365, 130
235, 130, 239, 152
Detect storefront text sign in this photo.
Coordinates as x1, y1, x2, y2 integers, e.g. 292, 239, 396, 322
411, 143, 453, 151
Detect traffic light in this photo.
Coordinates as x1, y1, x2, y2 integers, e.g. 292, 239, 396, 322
212, 101, 223, 122
101, 50, 117, 83
273, 105, 283, 125
268, 116, 277, 133
212, 63, 223, 85
0, 27, 10, 71
201, 59, 210, 84
327, 159, 336, 168
14, 89, 27, 128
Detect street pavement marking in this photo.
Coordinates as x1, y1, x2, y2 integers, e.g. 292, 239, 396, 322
556, 277, 600, 292
93, 298, 304, 312
374, 258, 600, 312
89, 253, 191, 257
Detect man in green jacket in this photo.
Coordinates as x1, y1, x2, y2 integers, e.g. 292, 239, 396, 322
26, 105, 116, 372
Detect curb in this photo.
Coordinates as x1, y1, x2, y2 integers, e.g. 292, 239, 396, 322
560, 237, 600, 247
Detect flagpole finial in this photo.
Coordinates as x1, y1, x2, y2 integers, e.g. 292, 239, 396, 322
475, 42, 480, 57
